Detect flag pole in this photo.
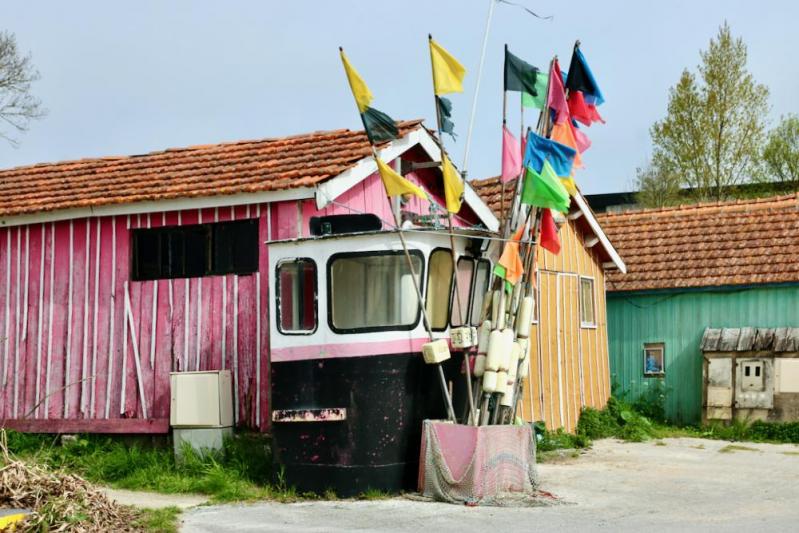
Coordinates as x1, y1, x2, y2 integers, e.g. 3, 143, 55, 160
428, 35, 477, 425
340, 47, 456, 422
461, 0, 497, 180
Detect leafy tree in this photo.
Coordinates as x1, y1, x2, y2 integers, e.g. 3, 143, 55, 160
634, 163, 681, 208
762, 114, 799, 191
0, 31, 45, 146
646, 22, 769, 202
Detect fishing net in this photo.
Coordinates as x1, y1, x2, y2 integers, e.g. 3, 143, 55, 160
419, 420, 539, 506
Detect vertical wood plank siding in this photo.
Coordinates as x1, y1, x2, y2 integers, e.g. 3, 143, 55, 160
518, 218, 611, 433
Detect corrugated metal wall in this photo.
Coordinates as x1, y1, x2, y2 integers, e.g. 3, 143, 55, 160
607, 284, 799, 424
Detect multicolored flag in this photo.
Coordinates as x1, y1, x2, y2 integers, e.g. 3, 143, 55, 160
565, 47, 604, 106
376, 157, 427, 200
550, 121, 584, 169
521, 71, 548, 109
539, 208, 561, 255
501, 126, 521, 182
521, 160, 570, 213
494, 223, 526, 286
441, 153, 464, 213
524, 131, 576, 177
430, 38, 466, 95
340, 49, 398, 143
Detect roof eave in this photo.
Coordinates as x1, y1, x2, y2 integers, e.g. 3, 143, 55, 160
573, 192, 626, 273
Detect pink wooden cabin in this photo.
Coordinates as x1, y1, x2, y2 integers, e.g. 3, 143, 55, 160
0, 120, 497, 434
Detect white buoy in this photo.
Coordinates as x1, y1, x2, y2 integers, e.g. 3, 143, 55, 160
474, 354, 486, 377
495, 370, 508, 396
491, 290, 501, 329
517, 355, 530, 378
517, 337, 529, 361
500, 385, 515, 408
515, 296, 534, 338
477, 320, 491, 353
482, 370, 498, 393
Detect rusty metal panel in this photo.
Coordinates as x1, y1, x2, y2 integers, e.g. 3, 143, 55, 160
753, 328, 774, 351
701, 328, 722, 351
707, 387, 732, 407
719, 329, 741, 352
736, 327, 756, 351
707, 358, 732, 387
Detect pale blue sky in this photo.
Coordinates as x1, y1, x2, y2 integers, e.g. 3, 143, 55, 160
1, 1, 796, 194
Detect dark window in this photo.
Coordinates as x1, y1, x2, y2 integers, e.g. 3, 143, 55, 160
276, 259, 317, 334
131, 219, 259, 281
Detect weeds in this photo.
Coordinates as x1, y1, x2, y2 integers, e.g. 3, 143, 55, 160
718, 444, 759, 453
132, 507, 182, 533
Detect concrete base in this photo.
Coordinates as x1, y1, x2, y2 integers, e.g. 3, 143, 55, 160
173, 427, 233, 458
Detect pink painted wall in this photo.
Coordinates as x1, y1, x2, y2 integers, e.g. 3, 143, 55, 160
0, 155, 468, 433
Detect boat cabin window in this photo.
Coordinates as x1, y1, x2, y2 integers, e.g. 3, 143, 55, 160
131, 219, 259, 281
328, 251, 424, 333
450, 258, 492, 327
425, 249, 454, 331
276, 258, 317, 334
451, 258, 474, 327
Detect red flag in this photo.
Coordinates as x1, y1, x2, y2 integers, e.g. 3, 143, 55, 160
586, 102, 605, 124
547, 59, 568, 124
539, 208, 561, 255
568, 91, 592, 126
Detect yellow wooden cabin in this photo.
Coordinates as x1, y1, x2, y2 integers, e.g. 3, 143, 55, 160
472, 177, 626, 432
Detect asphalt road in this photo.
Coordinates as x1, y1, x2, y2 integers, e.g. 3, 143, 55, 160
181, 438, 799, 532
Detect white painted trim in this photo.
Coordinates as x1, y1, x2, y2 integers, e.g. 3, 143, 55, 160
35, 224, 45, 417
12, 228, 20, 417
0, 187, 315, 228
124, 282, 148, 419
81, 220, 90, 414
195, 210, 203, 371
120, 264, 129, 415
64, 220, 74, 417
21, 226, 29, 341
45, 222, 55, 419
104, 216, 117, 419
585, 236, 599, 248
232, 274, 239, 423
567, 211, 583, 220
573, 193, 626, 273
3, 230, 9, 390
579, 275, 598, 329
556, 273, 564, 429
150, 280, 158, 369
255, 204, 262, 426
314, 126, 500, 232
90, 218, 101, 418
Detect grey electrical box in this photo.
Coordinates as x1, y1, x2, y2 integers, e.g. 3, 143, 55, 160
741, 361, 765, 392
736, 358, 774, 409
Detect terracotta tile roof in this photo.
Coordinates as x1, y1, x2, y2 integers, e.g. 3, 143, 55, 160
597, 194, 799, 292
469, 176, 516, 217
0, 120, 423, 217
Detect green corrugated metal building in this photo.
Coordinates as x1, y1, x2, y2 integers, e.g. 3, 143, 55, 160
597, 194, 799, 424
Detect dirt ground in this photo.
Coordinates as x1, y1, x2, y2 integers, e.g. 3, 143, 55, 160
181, 438, 799, 532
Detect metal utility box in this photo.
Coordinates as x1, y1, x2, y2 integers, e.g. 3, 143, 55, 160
170, 370, 233, 428
735, 358, 773, 409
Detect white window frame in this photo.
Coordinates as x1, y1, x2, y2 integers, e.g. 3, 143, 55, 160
643, 342, 666, 377
579, 275, 597, 329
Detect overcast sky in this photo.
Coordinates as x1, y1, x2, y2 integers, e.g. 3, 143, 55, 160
2, 1, 797, 194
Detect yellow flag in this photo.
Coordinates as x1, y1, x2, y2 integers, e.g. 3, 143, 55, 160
340, 49, 373, 113
430, 39, 466, 95
376, 157, 427, 200
560, 176, 578, 196
442, 154, 464, 213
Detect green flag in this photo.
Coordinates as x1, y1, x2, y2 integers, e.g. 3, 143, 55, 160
362, 107, 398, 144
521, 71, 548, 109
521, 160, 570, 212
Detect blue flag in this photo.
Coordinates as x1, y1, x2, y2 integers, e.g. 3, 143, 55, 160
524, 131, 577, 177
565, 48, 604, 106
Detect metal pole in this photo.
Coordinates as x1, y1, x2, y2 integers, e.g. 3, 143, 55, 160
461, 0, 497, 178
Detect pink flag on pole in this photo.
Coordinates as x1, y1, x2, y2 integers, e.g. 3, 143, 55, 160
501, 125, 521, 182
547, 59, 569, 124
572, 122, 592, 153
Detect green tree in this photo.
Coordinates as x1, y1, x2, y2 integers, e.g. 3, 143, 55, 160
762, 114, 799, 191
634, 163, 681, 208
646, 22, 769, 202
0, 31, 44, 146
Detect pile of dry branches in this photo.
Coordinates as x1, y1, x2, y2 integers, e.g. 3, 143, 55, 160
0, 430, 141, 532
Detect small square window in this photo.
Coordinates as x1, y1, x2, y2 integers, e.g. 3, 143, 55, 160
579, 277, 596, 327
643, 343, 665, 377
276, 259, 317, 334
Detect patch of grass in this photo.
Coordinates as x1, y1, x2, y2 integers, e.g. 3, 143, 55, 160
781, 451, 799, 456
358, 488, 391, 500
718, 444, 759, 454
654, 441, 667, 446
4, 431, 282, 503
691, 444, 706, 450
132, 506, 182, 533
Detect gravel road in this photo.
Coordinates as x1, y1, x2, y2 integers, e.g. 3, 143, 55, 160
181, 437, 799, 532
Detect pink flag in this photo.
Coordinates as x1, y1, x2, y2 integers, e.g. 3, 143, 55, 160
572, 122, 592, 153
501, 126, 521, 182
547, 59, 568, 124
